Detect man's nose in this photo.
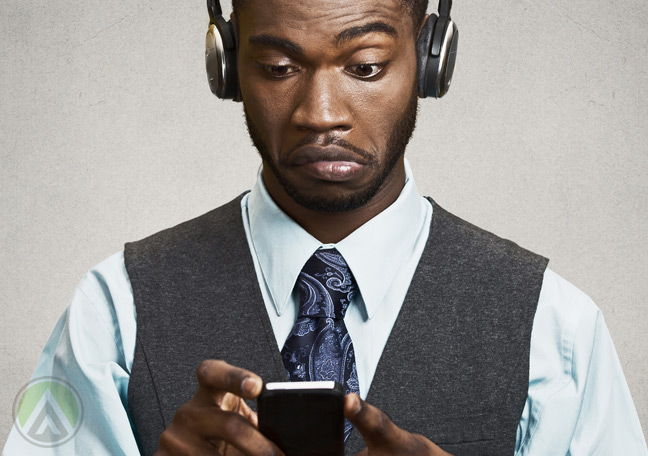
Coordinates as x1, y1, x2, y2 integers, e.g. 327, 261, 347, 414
290, 69, 353, 133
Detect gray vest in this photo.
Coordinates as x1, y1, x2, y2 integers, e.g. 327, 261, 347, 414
124, 194, 548, 456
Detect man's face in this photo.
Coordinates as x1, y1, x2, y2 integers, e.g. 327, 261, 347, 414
237, 0, 419, 212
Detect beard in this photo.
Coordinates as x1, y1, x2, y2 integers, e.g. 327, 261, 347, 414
244, 87, 419, 213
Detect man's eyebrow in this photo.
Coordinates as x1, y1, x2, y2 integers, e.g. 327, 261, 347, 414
248, 34, 304, 56
335, 21, 398, 46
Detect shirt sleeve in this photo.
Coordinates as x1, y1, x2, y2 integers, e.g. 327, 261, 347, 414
2, 252, 140, 456
516, 268, 647, 455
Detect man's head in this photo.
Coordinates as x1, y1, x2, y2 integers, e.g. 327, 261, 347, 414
232, 0, 429, 39
234, 0, 426, 213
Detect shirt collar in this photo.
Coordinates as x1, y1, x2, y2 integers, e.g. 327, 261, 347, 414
247, 159, 427, 319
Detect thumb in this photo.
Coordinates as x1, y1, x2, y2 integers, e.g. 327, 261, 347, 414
344, 393, 403, 449
345, 394, 453, 456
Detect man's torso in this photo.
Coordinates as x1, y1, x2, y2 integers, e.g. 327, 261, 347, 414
124, 193, 548, 455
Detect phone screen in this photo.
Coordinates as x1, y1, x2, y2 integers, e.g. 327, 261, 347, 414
257, 381, 344, 456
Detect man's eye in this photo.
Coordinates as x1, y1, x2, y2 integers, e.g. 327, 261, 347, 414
347, 63, 384, 79
258, 64, 298, 78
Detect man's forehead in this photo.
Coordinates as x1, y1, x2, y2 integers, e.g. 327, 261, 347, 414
236, 0, 411, 37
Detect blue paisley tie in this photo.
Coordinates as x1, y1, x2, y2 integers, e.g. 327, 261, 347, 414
281, 248, 360, 443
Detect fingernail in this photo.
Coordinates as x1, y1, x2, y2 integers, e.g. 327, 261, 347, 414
241, 377, 261, 395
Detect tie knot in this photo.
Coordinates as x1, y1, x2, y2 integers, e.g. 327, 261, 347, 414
297, 248, 357, 320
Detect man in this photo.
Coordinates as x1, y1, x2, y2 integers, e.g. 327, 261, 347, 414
3, 0, 647, 454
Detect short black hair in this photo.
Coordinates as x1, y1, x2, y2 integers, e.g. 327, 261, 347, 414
232, 0, 429, 34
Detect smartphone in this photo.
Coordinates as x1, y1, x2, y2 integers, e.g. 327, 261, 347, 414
257, 381, 345, 456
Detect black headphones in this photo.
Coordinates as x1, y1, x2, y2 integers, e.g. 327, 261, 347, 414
205, 0, 458, 101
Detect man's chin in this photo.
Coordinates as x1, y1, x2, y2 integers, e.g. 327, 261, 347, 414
287, 191, 380, 213
278, 174, 393, 213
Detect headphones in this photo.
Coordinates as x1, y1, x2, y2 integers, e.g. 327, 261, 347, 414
416, 0, 459, 98
205, 0, 458, 101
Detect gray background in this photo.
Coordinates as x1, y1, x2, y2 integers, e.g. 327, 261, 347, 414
1, 0, 647, 447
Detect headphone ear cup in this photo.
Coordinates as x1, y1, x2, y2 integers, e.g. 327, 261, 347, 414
426, 15, 458, 98
436, 21, 458, 98
205, 16, 240, 100
229, 20, 242, 101
416, 14, 438, 99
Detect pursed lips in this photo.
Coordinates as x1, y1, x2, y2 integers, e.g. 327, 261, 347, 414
289, 145, 370, 166
287, 145, 371, 181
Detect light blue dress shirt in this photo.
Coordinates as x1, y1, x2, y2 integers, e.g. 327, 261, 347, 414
3, 161, 647, 455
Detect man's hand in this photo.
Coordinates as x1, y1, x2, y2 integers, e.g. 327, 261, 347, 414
155, 360, 284, 456
345, 394, 453, 456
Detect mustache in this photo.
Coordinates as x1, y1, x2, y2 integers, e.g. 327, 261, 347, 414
285, 134, 376, 164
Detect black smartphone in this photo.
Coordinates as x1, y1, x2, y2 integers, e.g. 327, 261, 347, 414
257, 381, 345, 456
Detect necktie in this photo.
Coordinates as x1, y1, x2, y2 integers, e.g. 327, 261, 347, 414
281, 248, 360, 442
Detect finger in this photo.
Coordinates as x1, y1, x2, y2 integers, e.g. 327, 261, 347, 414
219, 395, 258, 427
221, 391, 244, 413
238, 400, 259, 428
344, 394, 405, 448
195, 360, 263, 401
210, 410, 284, 456
157, 420, 224, 456
171, 404, 282, 455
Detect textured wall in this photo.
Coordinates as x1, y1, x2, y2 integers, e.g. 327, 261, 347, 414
1, 0, 647, 447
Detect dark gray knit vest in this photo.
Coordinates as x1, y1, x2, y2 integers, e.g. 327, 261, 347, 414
124, 194, 548, 456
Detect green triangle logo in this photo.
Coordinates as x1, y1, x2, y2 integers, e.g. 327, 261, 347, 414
13, 377, 83, 447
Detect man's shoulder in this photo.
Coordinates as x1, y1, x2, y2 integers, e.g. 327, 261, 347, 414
536, 267, 600, 332
426, 197, 549, 271
122, 192, 252, 284
125, 192, 249, 254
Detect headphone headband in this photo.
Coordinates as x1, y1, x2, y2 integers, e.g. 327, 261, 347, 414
207, 0, 222, 21
438, 0, 452, 18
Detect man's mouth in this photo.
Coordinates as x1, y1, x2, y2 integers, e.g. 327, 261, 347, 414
288, 145, 369, 182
